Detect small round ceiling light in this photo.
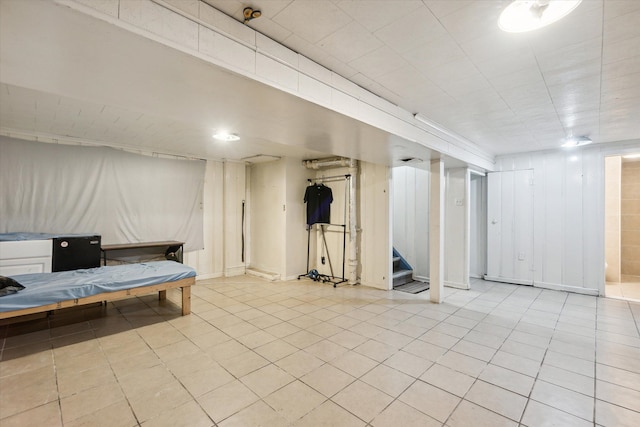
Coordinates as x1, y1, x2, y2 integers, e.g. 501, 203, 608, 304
213, 131, 240, 142
562, 135, 592, 148
499, 0, 582, 33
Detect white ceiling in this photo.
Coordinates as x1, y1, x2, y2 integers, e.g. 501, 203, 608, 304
1, 0, 639, 166
207, 0, 640, 154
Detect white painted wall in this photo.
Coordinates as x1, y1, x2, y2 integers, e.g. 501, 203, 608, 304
444, 168, 470, 289
392, 166, 430, 280
248, 160, 285, 277
491, 144, 640, 295
223, 161, 247, 276
284, 158, 315, 280
470, 174, 487, 278
360, 161, 391, 290
183, 160, 224, 279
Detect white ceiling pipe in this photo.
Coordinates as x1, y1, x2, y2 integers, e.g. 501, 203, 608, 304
348, 159, 359, 285
302, 157, 351, 169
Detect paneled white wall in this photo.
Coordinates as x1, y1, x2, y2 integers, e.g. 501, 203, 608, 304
490, 145, 640, 295
392, 166, 430, 280
360, 162, 391, 290
444, 168, 469, 289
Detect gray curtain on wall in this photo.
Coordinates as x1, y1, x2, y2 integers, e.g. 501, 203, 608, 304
0, 137, 205, 251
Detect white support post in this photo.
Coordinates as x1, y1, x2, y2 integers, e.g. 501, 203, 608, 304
430, 158, 445, 303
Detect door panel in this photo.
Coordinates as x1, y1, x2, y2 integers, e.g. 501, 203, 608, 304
486, 170, 534, 285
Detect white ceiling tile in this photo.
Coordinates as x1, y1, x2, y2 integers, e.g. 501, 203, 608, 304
201, 0, 243, 18
272, 0, 352, 44
527, 2, 603, 54
603, 35, 640, 64
423, 0, 476, 19
374, 66, 438, 100
460, 30, 531, 63
403, 35, 467, 70
425, 58, 485, 88
249, 17, 293, 42
541, 60, 602, 88
348, 46, 407, 80
605, 9, 640, 43
604, 0, 640, 19
602, 55, 640, 80
335, 0, 423, 32
438, 1, 507, 44
373, 6, 447, 55
485, 66, 544, 92
535, 37, 602, 73
317, 22, 383, 63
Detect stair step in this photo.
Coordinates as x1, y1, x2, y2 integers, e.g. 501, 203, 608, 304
392, 269, 413, 287
392, 270, 412, 279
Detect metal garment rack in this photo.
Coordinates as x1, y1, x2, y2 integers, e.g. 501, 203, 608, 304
298, 174, 351, 288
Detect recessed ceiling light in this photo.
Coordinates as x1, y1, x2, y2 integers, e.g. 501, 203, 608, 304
499, 0, 582, 33
562, 135, 592, 148
213, 131, 240, 142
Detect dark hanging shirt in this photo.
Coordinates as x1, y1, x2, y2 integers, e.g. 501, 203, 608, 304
304, 184, 333, 225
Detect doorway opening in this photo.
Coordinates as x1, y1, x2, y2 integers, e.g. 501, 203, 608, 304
604, 154, 640, 301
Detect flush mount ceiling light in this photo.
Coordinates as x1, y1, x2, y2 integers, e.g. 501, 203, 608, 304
499, 0, 582, 33
212, 131, 240, 142
623, 153, 640, 159
562, 135, 592, 148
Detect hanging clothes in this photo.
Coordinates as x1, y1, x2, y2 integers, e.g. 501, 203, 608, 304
304, 183, 333, 225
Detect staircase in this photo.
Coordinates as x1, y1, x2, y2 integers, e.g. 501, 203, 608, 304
392, 249, 413, 288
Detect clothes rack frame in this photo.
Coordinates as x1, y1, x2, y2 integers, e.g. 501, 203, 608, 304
298, 174, 351, 287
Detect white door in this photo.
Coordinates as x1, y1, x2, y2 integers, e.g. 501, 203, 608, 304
486, 170, 534, 285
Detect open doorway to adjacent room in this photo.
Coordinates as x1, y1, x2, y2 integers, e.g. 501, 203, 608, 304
604, 154, 640, 301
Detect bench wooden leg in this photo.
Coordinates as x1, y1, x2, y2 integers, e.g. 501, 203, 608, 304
159, 290, 167, 301
181, 286, 191, 315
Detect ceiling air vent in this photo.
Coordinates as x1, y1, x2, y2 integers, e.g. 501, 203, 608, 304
399, 157, 423, 164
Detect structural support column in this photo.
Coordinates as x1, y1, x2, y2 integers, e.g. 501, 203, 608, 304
430, 158, 445, 303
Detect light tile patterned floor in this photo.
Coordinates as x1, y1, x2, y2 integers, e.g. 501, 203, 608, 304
1, 276, 640, 426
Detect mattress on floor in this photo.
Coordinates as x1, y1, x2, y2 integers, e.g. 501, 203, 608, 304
0, 261, 196, 312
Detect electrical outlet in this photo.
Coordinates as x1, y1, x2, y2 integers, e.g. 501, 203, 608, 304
518, 252, 526, 261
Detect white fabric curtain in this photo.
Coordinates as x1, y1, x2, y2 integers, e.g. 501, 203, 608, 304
0, 137, 205, 251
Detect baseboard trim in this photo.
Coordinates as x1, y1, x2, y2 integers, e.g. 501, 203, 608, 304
483, 275, 599, 296
246, 268, 280, 281
444, 281, 470, 290
196, 272, 223, 281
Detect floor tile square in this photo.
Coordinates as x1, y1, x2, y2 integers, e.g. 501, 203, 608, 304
360, 364, 415, 397
300, 363, 355, 397
420, 363, 475, 397
522, 400, 593, 427
240, 364, 295, 398
332, 380, 394, 422
330, 351, 379, 378
398, 380, 460, 422
294, 400, 365, 426
530, 380, 594, 421
198, 379, 259, 423
465, 380, 527, 421
371, 400, 441, 427
448, 400, 517, 427
264, 380, 326, 422
218, 400, 289, 427
383, 350, 432, 377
